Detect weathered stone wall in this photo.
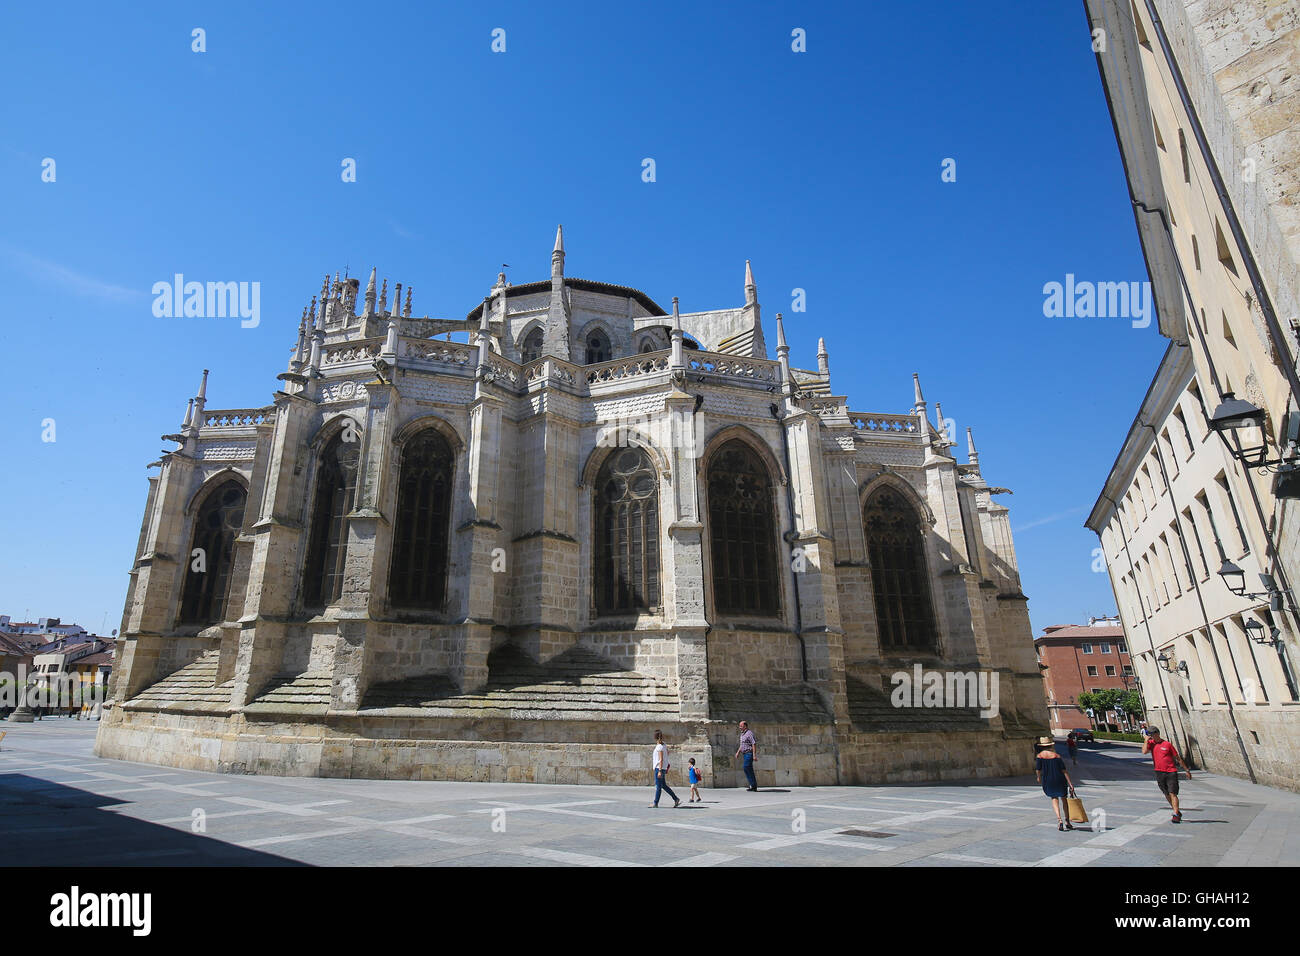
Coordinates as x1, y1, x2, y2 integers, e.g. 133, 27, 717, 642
706, 628, 805, 684
577, 631, 678, 684
1145, 701, 1299, 792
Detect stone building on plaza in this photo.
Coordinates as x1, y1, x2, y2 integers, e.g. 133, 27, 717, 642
95, 228, 1047, 785
1084, 0, 1300, 789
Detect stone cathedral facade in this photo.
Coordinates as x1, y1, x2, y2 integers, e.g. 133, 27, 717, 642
96, 229, 1047, 785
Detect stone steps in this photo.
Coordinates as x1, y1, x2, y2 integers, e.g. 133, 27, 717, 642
245, 673, 333, 716
126, 643, 681, 721
709, 684, 832, 724
359, 644, 678, 719
846, 676, 988, 731
128, 650, 233, 710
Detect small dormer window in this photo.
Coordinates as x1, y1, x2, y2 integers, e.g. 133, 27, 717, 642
586, 329, 611, 365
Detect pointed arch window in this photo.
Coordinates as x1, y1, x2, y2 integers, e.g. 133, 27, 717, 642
179, 480, 247, 625
864, 486, 938, 651
585, 329, 611, 365
707, 439, 779, 617
302, 430, 360, 608
390, 430, 455, 609
520, 327, 543, 364
594, 447, 660, 614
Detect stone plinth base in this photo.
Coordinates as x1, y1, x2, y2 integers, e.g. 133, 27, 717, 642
94, 706, 1038, 787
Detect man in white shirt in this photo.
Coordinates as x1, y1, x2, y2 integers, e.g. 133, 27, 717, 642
649, 729, 682, 808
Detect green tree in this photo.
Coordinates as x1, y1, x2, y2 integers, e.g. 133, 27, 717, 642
1076, 691, 1100, 729
1119, 689, 1144, 721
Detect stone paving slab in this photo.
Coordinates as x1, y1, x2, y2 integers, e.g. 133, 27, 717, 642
2, 720, 1298, 867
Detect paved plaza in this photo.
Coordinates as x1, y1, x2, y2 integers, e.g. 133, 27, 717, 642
1, 721, 1296, 867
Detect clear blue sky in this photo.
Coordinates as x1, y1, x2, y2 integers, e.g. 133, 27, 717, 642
0, 1, 1162, 637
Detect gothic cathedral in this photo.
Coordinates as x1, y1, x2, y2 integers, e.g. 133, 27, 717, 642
96, 228, 1048, 785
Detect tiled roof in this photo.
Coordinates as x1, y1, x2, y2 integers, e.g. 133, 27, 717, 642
463, 277, 668, 320
74, 652, 115, 667
0, 633, 31, 657
1036, 624, 1124, 642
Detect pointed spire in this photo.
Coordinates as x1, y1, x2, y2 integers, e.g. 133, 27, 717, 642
543, 226, 571, 360
393, 283, 402, 323
404, 286, 412, 317
670, 297, 684, 369
551, 224, 566, 279
362, 267, 376, 314
182, 398, 194, 430
379, 278, 388, 314
817, 336, 829, 376
774, 312, 791, 393
190, 369, 210, 431
967, 427, 980, 467
744, 259, 756, 305
912, 372, 925, 407
292, 304, 310, 370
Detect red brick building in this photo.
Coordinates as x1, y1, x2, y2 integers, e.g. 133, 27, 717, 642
1035, 619, 1135, 733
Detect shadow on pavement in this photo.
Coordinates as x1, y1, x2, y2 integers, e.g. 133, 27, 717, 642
0, 774, 307, 867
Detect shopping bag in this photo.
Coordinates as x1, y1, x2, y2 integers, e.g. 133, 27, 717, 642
1066, 796, 1089, 823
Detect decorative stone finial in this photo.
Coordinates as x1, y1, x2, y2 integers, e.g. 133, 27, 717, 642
552, 225, 565, 279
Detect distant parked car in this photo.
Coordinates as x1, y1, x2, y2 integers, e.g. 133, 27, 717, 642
1072, 728, 1095, 743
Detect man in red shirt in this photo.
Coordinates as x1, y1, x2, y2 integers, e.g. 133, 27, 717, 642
1141, 726, 1192, 823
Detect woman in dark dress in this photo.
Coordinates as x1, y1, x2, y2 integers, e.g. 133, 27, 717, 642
1035, 735, 1078, 831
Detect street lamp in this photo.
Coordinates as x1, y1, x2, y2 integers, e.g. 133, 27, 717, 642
1209, 392, 1269, 465
1156, 652, 1189, 678
1218, 559, 1248, 596
1243, 619, 1281, 647
1208, 393, 1300, 498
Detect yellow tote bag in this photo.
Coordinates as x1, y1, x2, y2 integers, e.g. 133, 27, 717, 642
1066, 794, 1089, 823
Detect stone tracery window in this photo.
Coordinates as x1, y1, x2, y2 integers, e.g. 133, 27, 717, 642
302, 430, 360, 608
179, 479, 246, 625
389, 429, 455, 609
594, 447, 660, 614
707, 439, 779, 617
520, 327, 543, 364
864, 486, 938, 651
585, 329, 611, 365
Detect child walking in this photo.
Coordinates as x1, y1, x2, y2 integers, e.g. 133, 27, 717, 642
687, 758, 703, 802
